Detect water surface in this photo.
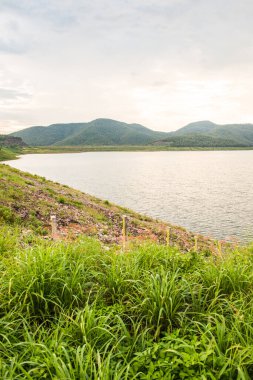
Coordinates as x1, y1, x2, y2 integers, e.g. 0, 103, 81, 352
6, 151, 253, 242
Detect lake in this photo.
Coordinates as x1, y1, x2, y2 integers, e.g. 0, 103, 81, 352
6, 151, 253, 243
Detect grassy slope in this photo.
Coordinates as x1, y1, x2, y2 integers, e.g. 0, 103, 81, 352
1, 164, 253, 378
0, 164, 215, 252
23, 145, 253, 155
0, 225, 253, 378
0, 147, 20, 161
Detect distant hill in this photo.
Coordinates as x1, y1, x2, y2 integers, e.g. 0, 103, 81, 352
10, 119, 167, 146
10, 119, 253, 147
171, 121, 217, 135
10, 123, 86, 146
0, 135, 26, 148
156, 121, 253, 147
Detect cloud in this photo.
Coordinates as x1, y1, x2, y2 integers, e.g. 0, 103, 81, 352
0, 0, 80, 31
0, 87, 31, 102
0, 0, 253, 132
0, 38, 30, 54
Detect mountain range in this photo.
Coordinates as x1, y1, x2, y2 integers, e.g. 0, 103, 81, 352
10, 119, 253, 147
10, 119, 167, 146
155, 121, 253, 147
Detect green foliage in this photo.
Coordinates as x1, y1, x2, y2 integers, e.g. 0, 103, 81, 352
0, 147, 19, 161
58, 196, 67, 204
11, 118, 253, 147
11, 123, 86, 146
160, 121, 253, 147
160, 133, 247, 147
11, 118, 167, 146
0, 226, 253, 378
1, 163, 253, 378
0, 135, 26, 148
0, 205, 19, 224
0, 225, 20, 256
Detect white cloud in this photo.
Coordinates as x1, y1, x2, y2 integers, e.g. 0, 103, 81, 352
0, 0, 253, 133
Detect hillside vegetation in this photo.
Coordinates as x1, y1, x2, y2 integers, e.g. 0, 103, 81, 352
0, 136, 26, 161
10, 119, 167, 146
1, 166, 253, 377
0, 135, 26, 148
0, 148, 19, 161
10, 118, 253, 147
0, 227, 252, 379
158, 121, 253, 147
154, 134, 246, 147
0, 164, 214, 252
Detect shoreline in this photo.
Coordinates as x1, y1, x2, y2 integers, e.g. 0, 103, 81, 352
2, 148, 252, 248
23, 145, 253, 154
3, 148, 252, 247
1, 145, 253, 163
0, 163, 226, 253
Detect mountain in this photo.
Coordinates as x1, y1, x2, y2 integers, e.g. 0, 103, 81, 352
10, 119, 253, 147
10, 119, 167, 146
171, 121, 217, 135
156, 121, 253, 147
0, 135, 27, 148
10, 123, 86, 146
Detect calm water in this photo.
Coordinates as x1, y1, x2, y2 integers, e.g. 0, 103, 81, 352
6, 151, 253, 242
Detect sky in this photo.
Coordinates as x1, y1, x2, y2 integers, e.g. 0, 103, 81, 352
1, 0, 253, 133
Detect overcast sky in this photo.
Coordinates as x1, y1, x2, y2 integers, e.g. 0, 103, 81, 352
1, 0, 253, 133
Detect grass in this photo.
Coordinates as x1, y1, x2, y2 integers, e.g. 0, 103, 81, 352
0, 163, 216, 251
0, 147, 20, 161
1, 163, 253, 378
0, 222, 253, 379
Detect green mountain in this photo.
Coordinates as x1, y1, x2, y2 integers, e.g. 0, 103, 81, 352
10, 119, 253, 147
0, 135, 26, 148
157, 121, 253, 147
10, 119, 167, 146
10, 123, 86, 146
172, 121, 217, 135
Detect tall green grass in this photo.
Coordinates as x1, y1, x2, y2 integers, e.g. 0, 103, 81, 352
0, 225, 253, 379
